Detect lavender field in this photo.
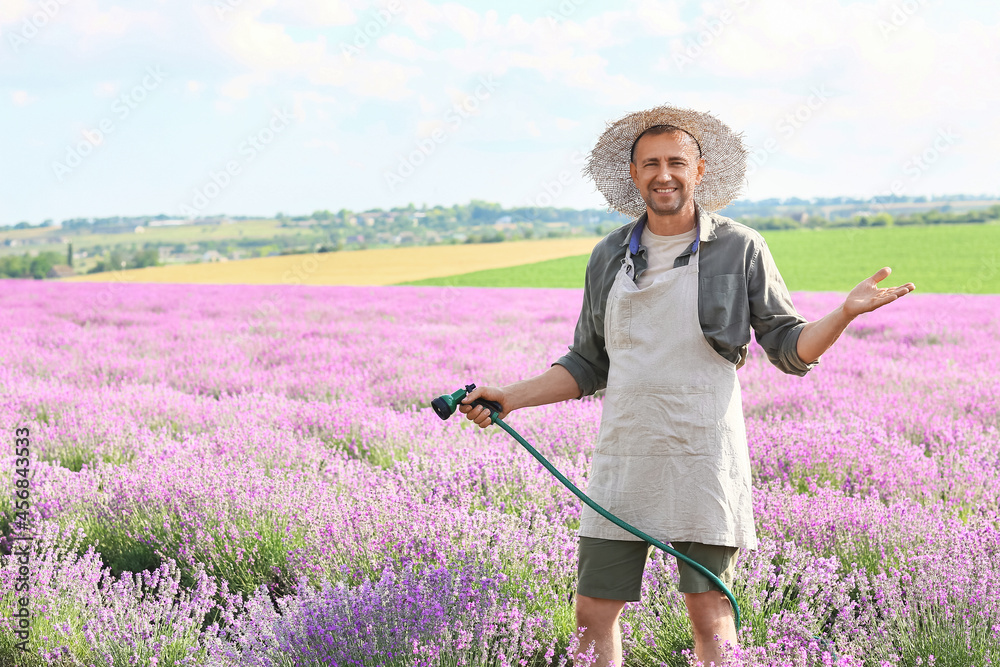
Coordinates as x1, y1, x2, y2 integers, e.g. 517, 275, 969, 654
1, 280, 998, 666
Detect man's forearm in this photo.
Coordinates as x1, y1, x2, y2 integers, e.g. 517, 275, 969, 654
502, 364, 582, 411
796, 302, 856, 364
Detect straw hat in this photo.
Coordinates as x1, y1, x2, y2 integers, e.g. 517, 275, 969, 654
584, 104, 748, 216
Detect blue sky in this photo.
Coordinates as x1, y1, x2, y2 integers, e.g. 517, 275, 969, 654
1, 0, 997, 225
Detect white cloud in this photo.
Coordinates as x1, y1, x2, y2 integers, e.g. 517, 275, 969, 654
657, 0, 998, 158
0, 0, 32, 25
198, 1, 646, 106
209, 12, 327, 70
219, 72, 269, 101
555, 117, 580, 131
680, 0, 849, 78
344, 60, 420, 100
292, 90, 340, 121
213, 99, 235, 115
201, 4, 420, 102
398, 0, 444, 40
435, 3, 482, 43
417, 95, 436, 114
262, 0, 355, 26
305, 58, 420, 101
11, 90, 36, 106
633, 0, 688, 35
303, 138, 340, 153
3, 0, 997, 222
416, 119, 446, 137
73, 0, 166, 39
376, 33, 437, 61
94, 81, 119, 98
504, 47, 650, 103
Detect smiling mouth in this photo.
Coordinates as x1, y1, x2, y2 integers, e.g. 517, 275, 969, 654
652, 187, 677, 195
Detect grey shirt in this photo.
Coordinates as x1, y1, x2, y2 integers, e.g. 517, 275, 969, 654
553, 204, 818, 397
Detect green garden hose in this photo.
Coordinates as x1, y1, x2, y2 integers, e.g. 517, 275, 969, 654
431, 384, 742, 629
489, 411, 742, 630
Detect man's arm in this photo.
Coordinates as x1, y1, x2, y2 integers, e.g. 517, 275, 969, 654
460, 248, 613, 428
459, 364, 582, 427
796, 266, 915, 363
745, 236, 817, 375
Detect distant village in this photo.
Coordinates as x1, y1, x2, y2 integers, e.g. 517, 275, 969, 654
2, 195, 998, 279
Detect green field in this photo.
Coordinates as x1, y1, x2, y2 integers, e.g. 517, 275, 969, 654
403, 223, 1000, 293
401, 254, 590, 288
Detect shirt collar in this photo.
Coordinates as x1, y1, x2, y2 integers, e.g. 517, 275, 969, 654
621, 203, 717, 254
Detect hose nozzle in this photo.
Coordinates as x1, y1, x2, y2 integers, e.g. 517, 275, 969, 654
431, 383, 502, 420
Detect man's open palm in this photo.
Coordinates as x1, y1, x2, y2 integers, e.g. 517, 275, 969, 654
844, 267, 916, 317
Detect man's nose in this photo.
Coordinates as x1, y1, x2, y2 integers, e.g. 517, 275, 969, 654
654, 170, 673, 183
655, 166, 673, 181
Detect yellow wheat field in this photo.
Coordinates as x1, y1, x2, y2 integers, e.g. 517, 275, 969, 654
63, 237, 601, 286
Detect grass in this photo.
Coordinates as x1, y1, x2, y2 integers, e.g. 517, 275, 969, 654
68, 496, 310, 598
765, 223, 1000, 293
402, 254, 590, 288
405, 223, 1000, 293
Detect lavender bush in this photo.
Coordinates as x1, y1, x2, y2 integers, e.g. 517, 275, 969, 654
0, 281, 997, 665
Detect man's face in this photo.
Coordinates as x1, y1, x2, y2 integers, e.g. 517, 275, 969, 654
628, 131, 706, 217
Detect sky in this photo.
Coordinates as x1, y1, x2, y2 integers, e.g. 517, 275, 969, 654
1, 0, 998, 225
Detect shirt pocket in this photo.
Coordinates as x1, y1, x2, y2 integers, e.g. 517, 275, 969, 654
707, 273, 750, 344
604, 293, 632, 350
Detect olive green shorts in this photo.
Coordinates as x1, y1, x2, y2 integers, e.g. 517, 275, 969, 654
576, 537, 739, 601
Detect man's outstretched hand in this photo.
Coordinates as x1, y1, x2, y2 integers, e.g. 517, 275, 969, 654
797, 267, 916, 364
843, 267, 916, 317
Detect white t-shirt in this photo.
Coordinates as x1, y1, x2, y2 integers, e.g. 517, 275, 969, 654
634, 225, 698, 289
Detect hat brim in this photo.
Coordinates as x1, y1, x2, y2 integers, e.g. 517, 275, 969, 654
585, 105, 748, 216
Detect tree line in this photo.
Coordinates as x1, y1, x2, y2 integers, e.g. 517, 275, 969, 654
739, 204, 1000, 231
0, 247, 160, 279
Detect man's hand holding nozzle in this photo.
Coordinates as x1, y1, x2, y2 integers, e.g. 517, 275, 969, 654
460, 385, 510, 428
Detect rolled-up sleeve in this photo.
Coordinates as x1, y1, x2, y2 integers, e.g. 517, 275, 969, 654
552, 259, 610, 397
748, 240, 819, 376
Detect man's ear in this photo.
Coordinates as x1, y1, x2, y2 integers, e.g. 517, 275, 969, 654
629, 161, 638, 186
695, 157, 706, 185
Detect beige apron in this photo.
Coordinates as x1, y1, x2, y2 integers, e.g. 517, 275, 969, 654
578, 238, 757, 549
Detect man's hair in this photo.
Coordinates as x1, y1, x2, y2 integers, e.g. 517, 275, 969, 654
629, 124, 703, 163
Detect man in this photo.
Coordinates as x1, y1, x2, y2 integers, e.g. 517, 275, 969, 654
460, 104, 914, 666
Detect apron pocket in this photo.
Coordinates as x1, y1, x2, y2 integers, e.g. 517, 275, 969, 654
605, 295, 632, 350
596, 385, 716, 457
707, 273, 750, 344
